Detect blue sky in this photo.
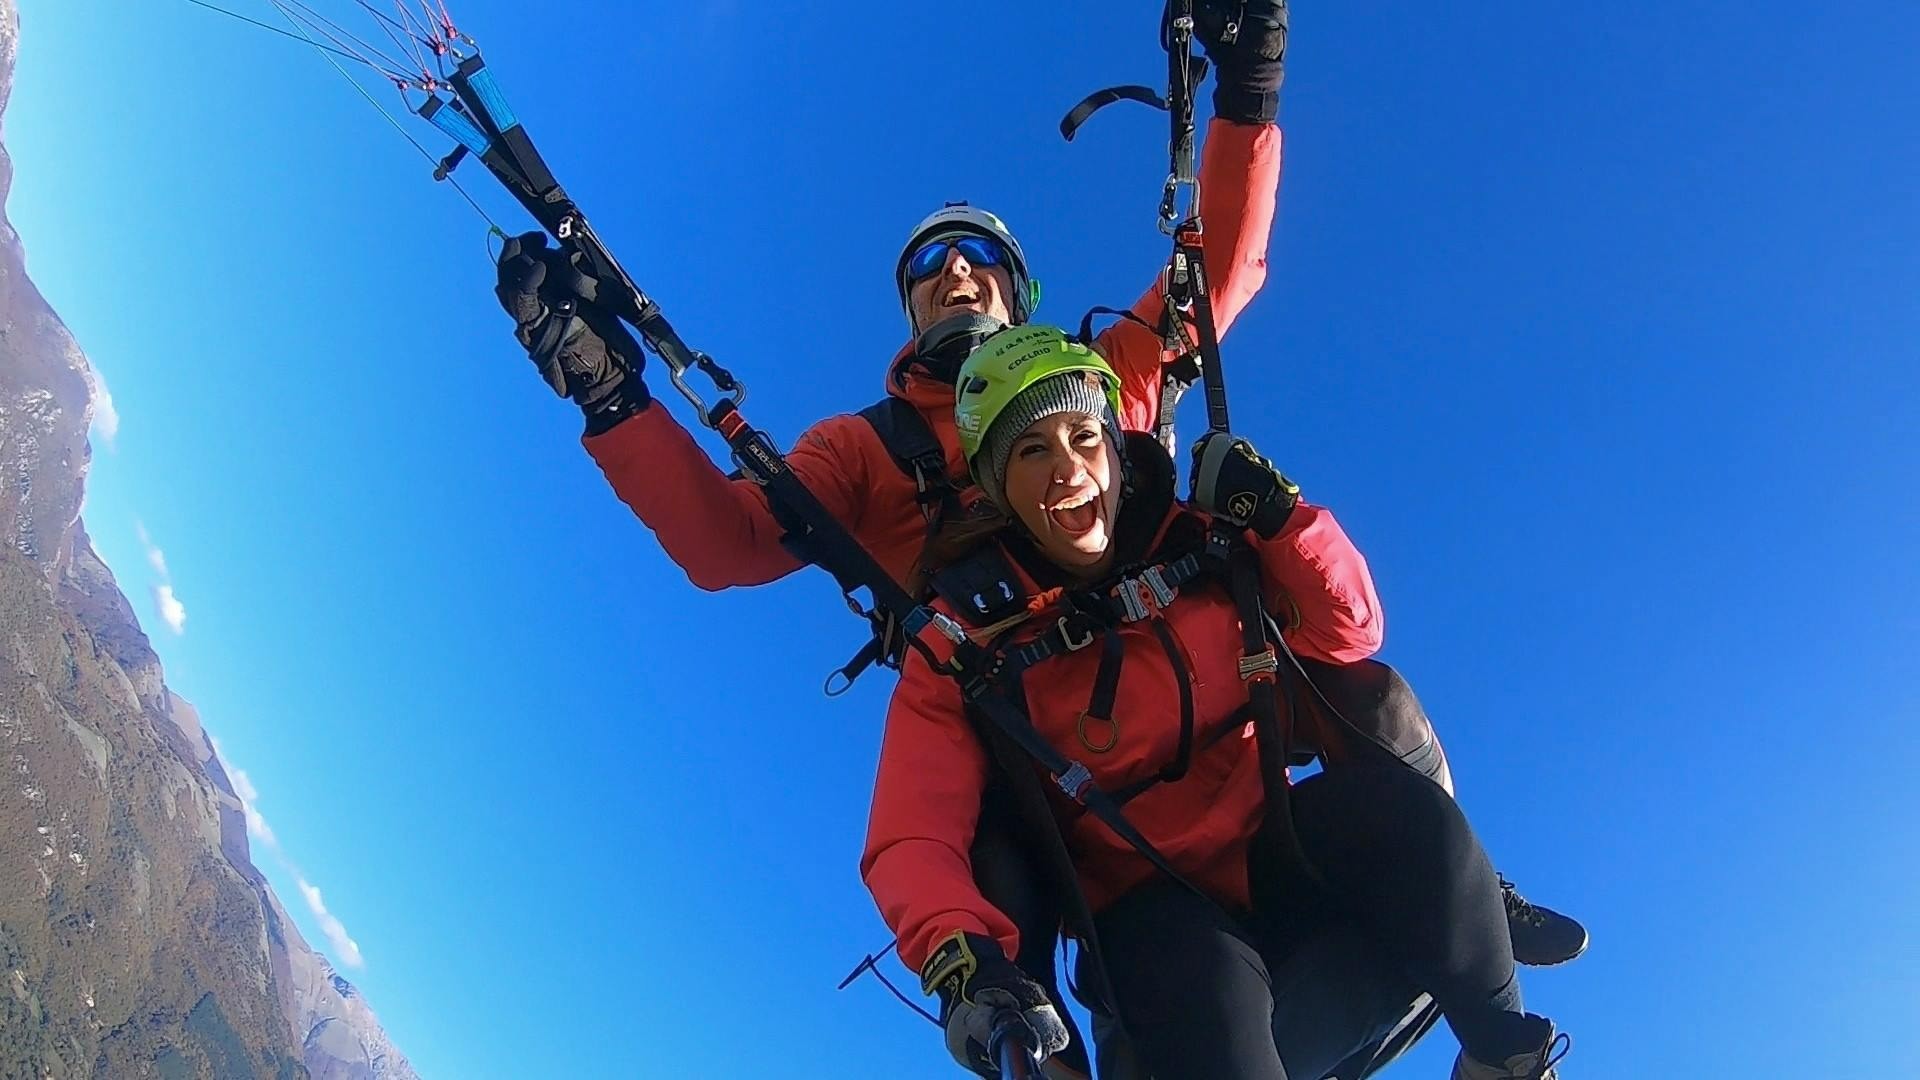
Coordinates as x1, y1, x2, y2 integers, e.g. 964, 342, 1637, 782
7, 0, 1918, 1075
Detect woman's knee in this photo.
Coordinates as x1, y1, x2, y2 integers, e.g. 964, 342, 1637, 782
1293, 765, 1479, 873
1296, 659, 1455, 792
1089, 884, 1273, 1026
1087, 885, 1289, 1078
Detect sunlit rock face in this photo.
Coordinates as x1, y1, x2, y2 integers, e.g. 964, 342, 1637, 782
0, 3, 415, 1076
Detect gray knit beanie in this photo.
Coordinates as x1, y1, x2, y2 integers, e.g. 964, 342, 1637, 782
980, 370, 1121, 512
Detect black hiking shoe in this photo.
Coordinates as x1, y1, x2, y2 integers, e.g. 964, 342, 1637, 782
1501, 875, 1589, 967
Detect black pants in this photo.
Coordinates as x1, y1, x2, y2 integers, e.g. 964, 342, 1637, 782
1088, 767, 1516, 1080
1083, 902, 1428, 1080
973, 659, 1455, 1078
973, 826, 1429, 1080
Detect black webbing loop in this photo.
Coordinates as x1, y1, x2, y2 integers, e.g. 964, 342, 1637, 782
1147, 620, 1197, 784
1078, 633, 1128, 754
1059, 84, 1168, 141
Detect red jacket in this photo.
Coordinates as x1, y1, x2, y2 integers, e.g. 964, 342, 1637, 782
860, 503, 1383, 972
582, 120, 1283, 591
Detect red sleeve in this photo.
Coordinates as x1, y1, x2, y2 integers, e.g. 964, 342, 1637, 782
861, 647, 1020, 972
582, 406, 871, 592
1100, 119, 1284, 430
1254, 501, 1384, 663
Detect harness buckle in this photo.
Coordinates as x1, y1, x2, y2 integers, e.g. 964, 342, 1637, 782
1058, 617, 1096, 652
1238, 648, 1280, 683
1142, 565, 1178, 608
905, 606, 968, 647
1056, 762, 1095, 803
1112, 565, 1181, 623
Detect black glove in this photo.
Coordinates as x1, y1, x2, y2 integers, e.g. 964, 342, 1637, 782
921, 932, 1071, 1077
494, 231, 650, 435
1190, 431, 1299, 537
1195, 0, 1289, 125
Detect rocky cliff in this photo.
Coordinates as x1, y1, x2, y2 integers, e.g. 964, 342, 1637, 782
0, 2, 416, 1076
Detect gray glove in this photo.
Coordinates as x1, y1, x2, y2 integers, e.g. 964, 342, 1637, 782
921, 932, 1071, 1077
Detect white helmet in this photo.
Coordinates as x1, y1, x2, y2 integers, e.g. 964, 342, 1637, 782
895, 202, 1040, 331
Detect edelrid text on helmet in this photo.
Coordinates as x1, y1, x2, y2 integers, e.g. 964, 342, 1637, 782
951, 325, 1122, 472
896, 202, 1041, 331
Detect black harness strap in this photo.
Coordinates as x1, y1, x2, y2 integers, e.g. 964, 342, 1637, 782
1078, 633, 1127, 754
984, 544, 1212, 690
1218, 529, 1325, 889
955, 665, 1218, 909
1153, 1, 1324, 894
965, 692, 1138, 1049
857, 396, 956, 522
824, 396, 1013, 694
811, 399, 965, 694
1063, 618, 1193, 781
1148, 619, 1197, 785
1112, 705, 1250, 806
1170, 227, 1232, 434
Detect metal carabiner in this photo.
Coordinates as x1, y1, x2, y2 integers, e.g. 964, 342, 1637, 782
670, 351, 747, 427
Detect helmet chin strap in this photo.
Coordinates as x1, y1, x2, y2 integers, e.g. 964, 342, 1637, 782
910, 313, 1011, 385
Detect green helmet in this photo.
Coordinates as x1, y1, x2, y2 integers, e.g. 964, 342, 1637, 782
955, 325, 1124, 494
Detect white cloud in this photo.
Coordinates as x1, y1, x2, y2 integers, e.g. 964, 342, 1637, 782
224, 761, 278, 849
151, 584, 187, 635
210, 741, 365, 970
88, 366, 119, 448
298, 878, 365, 969
135, 521, 169, 576
134, 522, 185, 634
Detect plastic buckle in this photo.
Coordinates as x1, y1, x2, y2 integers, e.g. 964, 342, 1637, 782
1113, 578, 1151, 623
1058, 617, 1095, 651
1056, 762, 1095, 803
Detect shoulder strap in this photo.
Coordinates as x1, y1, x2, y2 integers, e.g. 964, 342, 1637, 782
857, 396, 955, 517
814, 399, 965, 694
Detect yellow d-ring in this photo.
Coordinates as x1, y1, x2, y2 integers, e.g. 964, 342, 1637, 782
1078, 711, 1120, 754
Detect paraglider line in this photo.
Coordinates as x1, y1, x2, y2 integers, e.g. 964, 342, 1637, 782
374, 1, 431, 74
278, 0, 415, 78
836, 941, 940, 1026
409, 0, 448, 46
273, 4, 408, 82
178, 0, 385, 71
262, 0, 502, 233
389, 0, 448, 70
872, 968, 940, 1026
352, 0, 433, 75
